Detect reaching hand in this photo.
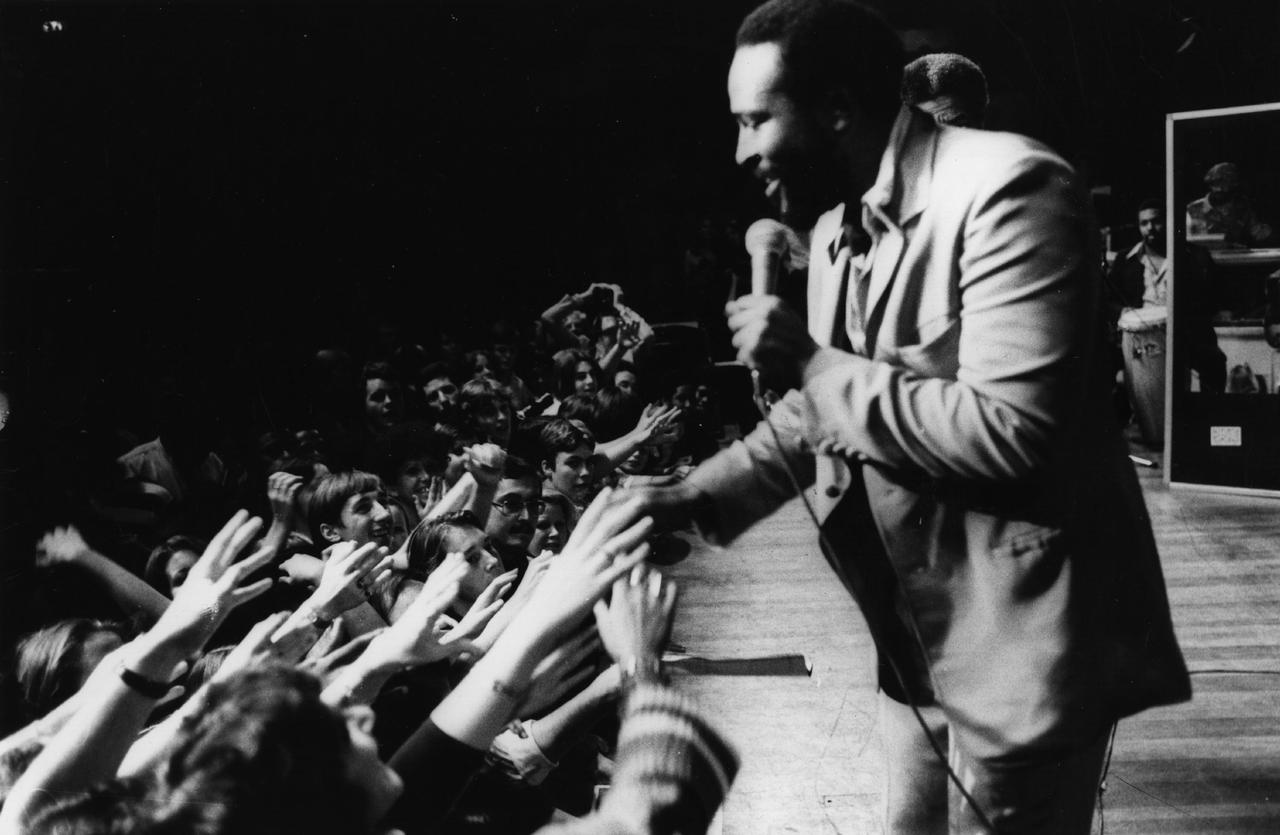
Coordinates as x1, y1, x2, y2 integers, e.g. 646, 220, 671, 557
618, 316, 644, 351
211, 612, 291, 685
278, 553, 325, 588
267, 472, 304, 524
359, 575, 477, 670
420, 552, 469, 602
35, 526, 92, 566
413, 475, 449, 520
464, 443, 507, 491
144, 510, 276, 666
476, 554, 552, 647
511, 488, 653, 640
307, 541, 395, 621
633, 403, 682, 445
508, 552, 552, 607
450, 569, 516, 640
614, 480, 706, 533
593, 564, 677, 669
519, 626, 603, 717
300, 630, 382, 683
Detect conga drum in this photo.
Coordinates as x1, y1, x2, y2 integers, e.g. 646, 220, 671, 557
1118, 305, 1168, 446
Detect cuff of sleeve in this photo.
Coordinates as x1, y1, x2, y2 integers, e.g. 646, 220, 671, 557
802, 345, 854, 387
488, 719, 557, 785
675, 476, 724, 542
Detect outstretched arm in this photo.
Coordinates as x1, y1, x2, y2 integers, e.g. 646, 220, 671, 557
36, 527, 171, 623
593, 403, 682, 473
535, 557, 738, 834
0, 511, 275, 833
386, 490, 653, 829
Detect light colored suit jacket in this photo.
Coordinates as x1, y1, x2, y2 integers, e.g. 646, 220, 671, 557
687, 108, 1189, 758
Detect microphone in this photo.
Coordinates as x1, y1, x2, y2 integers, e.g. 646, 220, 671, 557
742, 218, 796, 405
744, 218, 791, 296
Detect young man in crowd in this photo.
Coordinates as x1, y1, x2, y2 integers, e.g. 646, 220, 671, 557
308, 470, 394, 551
537, 419, 596, 516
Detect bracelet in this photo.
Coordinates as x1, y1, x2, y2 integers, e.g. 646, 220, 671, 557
619, 656, 664, 689
118, 664, 173, 699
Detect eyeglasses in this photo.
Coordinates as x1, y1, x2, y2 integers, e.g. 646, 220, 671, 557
492, 496, 546, 516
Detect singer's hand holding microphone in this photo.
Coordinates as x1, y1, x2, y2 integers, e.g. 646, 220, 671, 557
731, 219, 818, 393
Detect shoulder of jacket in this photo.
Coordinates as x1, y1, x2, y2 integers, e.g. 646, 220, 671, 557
938, 128, 1072, 175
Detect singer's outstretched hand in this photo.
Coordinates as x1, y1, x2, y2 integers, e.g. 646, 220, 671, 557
725, 294, 817, 393
615, 481, 709, 534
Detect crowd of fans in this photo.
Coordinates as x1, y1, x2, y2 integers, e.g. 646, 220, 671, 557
0, 280, 740, 834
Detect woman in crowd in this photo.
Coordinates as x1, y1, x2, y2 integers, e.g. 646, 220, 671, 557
14, 619, 128, 723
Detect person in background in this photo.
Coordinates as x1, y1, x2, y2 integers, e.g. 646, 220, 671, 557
478, 455, 545, 573
612, 362, 640, 398
363, 361, 406, 437
1186, 161, 1273, 245
14, 620, 127, 722
459, 377, 516, 450
530, 491, 572, 556
538, 419, 598, 516
1109, 198, 1169, 309
1107, 198, 1226, 394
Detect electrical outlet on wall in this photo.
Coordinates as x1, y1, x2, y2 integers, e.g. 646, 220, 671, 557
1209, 426, 1243, 447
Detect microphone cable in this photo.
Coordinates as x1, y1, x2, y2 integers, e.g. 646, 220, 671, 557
749, 368, 999, 833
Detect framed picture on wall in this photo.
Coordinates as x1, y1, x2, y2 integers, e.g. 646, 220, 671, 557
1166, 101, 1280, 495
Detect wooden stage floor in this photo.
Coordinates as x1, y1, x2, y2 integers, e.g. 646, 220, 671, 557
663, 457, 1280, 834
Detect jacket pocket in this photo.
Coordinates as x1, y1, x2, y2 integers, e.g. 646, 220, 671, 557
989, 525, 1068, 601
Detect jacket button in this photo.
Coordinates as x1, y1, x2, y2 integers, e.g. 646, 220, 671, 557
825, 485, 841, 498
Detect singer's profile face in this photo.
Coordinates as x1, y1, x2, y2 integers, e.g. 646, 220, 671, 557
729, 42, 838, 228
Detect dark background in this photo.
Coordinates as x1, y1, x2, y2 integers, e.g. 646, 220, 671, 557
1, 0, 1279, 645
3, 1, 1280, 346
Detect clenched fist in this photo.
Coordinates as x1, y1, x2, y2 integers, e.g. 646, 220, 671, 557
725, 294, 817, 393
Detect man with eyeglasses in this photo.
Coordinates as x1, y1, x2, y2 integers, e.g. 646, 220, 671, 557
482, 455, 544, 573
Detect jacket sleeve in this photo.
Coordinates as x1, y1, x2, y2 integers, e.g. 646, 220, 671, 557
682, 387, 817, 544
799, 149, 1093, 484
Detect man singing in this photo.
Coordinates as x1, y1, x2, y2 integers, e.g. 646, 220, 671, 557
628, 1, 1189, 831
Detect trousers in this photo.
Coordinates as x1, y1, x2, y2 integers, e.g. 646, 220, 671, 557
878, 691, 1110, 834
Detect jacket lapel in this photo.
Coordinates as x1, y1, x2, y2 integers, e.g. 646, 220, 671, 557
860, 108, 939, 353
808, 206, 847, 346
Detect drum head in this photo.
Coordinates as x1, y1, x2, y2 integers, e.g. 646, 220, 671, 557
1117, 304, 1168, 331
